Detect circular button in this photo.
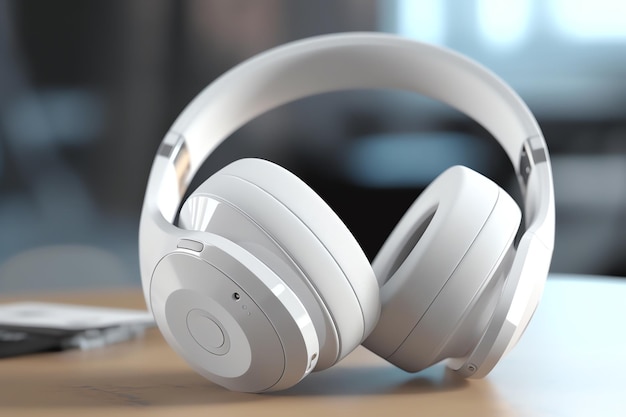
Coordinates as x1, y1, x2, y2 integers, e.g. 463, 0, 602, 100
187, 309, 229, 354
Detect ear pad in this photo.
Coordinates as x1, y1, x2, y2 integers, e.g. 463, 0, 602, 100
179, 158, 380, 370
362, 165, 521, 372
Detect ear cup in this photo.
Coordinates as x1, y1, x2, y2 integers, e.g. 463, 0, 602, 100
179, 158, 380, 370
149, 233, 319, 392
362, 165, 521, 372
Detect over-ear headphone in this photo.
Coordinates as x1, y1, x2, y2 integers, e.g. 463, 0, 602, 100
139, 32, 555, 393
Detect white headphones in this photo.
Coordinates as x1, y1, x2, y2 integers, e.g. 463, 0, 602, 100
139, 32, 555, 393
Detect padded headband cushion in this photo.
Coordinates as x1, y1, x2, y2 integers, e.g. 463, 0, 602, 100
182, 158, 380, 366
171, 33, 541, 179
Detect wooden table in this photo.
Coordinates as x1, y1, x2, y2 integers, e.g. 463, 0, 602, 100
1, 275, 625, 417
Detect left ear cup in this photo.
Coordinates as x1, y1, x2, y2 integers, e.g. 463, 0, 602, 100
362, 166, 521, 372
149, 233, 319, 392
179, 158, 380, 370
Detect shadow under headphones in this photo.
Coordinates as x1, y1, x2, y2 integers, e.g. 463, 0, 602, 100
139, 32, 555, 393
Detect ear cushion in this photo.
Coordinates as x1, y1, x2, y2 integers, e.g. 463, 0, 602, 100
180, 158, 380, 369
362, 165, 521, 372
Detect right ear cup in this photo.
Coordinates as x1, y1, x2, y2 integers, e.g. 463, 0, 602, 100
363, 166, 521, 373
179, 158, 380, 371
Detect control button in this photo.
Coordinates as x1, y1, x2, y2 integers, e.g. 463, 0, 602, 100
187, 309, 229, 354
177, 239, 204, 252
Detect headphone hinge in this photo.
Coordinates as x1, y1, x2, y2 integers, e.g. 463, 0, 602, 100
519, 136, 548, 190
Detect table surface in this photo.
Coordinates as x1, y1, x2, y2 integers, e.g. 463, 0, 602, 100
1, 274, 625, 417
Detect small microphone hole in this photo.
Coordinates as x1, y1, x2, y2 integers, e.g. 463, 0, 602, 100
232, 292, 241, 301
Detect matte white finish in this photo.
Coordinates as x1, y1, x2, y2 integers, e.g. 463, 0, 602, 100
449, 165, 555, 377
180, 192, 340, 370
170, 32, 539, 177
140, 33, 552, 240
139, 32, 556, 391
179, 159, 380, 370
363, 166, 521, 371
150, 234, 319, 392
216, 160, 379, 337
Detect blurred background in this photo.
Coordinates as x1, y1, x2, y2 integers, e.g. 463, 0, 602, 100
1, 0, 626, 294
